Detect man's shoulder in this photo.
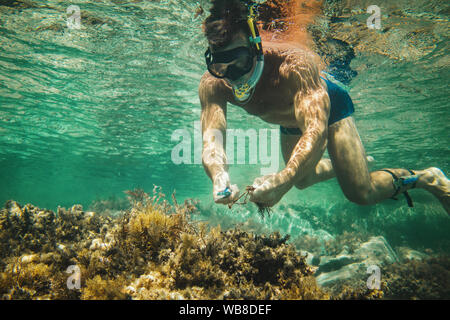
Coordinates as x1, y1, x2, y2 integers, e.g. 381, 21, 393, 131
198, 71, 224, 94
264, 44, 323, 88
199, 72, 228, 103
200, 71, 226, 85
265, 42, 319, 59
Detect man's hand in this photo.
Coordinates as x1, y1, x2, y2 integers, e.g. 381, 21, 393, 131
213, 171, 240, 205
249, 172, 293, 207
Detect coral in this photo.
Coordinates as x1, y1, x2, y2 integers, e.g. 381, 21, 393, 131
329, 281, 385, 300
0, 259, 50, 299
0, 199, 116, 299
0, 201, 57, 258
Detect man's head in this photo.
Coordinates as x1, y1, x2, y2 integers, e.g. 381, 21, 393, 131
204, 0, 262, 86
203, 0, 256, 85
203, 1, 265, 102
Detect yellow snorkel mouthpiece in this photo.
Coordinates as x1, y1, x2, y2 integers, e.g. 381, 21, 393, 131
234, 83, 251, 99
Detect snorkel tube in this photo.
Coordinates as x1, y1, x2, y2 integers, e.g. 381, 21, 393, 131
232, 4, 264, 103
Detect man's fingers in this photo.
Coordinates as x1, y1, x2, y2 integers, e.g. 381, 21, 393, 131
214, 193, 231, 204
229, 184, 240, 202
214, 196, 229, 204
249, 186, 262, 202
252, 173, 276, 189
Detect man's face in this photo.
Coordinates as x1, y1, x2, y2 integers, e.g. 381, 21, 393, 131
210, 31, 257, 85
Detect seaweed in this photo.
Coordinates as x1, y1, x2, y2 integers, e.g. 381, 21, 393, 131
0, 188, 328, 300
382, 256, 450, 299
2, 187, 447, 300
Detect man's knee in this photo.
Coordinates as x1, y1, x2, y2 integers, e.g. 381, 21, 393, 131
343, 187, 372, 205
294, 182, 307, 190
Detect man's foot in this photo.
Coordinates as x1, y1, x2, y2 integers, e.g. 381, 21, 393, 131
419, 167, 450, 214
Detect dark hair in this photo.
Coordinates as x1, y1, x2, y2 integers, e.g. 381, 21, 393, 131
203, 0, 252, 49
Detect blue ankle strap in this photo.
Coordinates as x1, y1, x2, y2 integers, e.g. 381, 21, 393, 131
381, 169, 417, 208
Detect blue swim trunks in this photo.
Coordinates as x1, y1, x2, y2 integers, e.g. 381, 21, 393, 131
280, 77, 354, 135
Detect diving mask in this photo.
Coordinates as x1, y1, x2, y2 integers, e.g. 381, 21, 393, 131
205, 46, 256, 81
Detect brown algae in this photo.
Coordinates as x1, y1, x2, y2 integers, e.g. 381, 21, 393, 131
0, 188, 328, 300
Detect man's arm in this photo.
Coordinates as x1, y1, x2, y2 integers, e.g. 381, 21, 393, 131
199, 74, 228, 181
282, 74, 330, 184
199, 74, 239, 203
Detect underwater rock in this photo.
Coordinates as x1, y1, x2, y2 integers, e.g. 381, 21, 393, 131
317, 252, 358, 275
89, 238, 111, 251
312, 0, 446, 62
397, 247, 429, 262
301, 251, 316, 266
5, 200, 23, 218
35, 23, 64, 33
304, 0, 449, 86
315, 236, 399, 287
353, 236, 399, 265
20, 254, 39, 264
308, 18, 357, 84
316, 262, 366, 287
312, 229, 335, 243
81, 11, 111, 27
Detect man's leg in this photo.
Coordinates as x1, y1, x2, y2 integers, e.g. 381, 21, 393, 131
327, 117, 449, 212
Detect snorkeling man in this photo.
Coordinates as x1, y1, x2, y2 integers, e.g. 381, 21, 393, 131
199, 0, 449, 214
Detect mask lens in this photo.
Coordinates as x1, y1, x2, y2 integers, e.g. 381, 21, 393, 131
233, 54, 253, 72
227, 63, 252, 81
206, 47, 254, 80
208, 63, 228, 78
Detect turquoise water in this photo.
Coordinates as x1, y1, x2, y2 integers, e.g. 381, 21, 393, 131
0, 1, 449, 251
